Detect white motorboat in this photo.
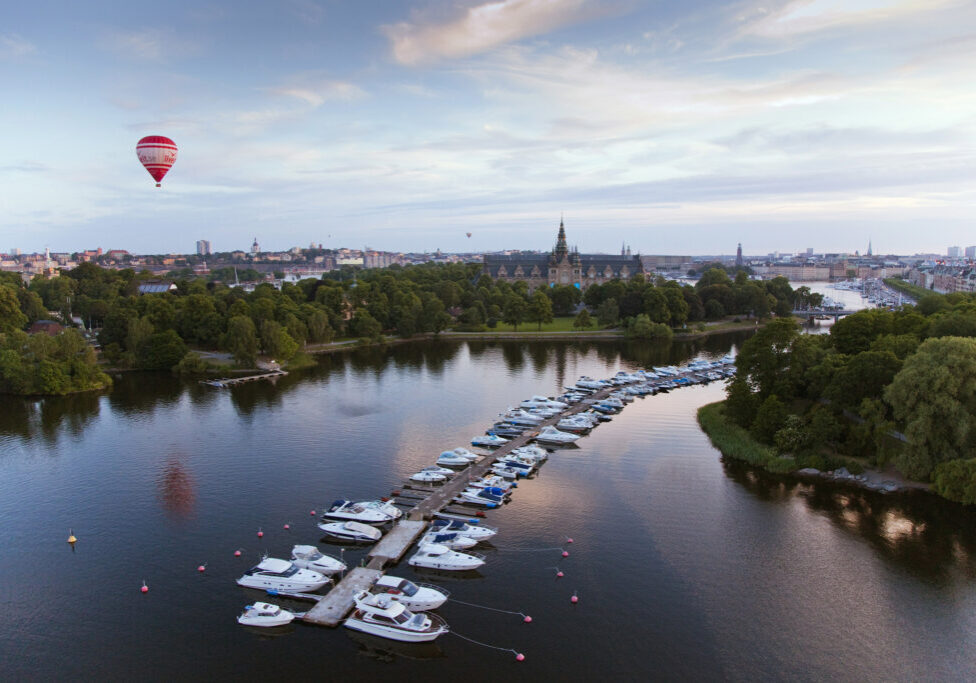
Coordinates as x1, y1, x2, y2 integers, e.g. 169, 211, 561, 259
372, 575, 450, 611
526, 395, 568, 409
556, 416, 594, 433
430, 518, 498, 541
322, 499, 399, 525
411, 469, 448, 483
468, 474, 516, 492
345, 591, 449, 643
450, 447, 480, 460
471, 434, 508, 448
420, 530, 478, 550
408, 543, 486, 571
500, 410, 544, 426
495, 456, 535, 474
436, 451, 471, 467
456, 487, 507, 507
491, 464, 522, 479
290, 544, 347, 575
317, 520, 384, 543
237, 602, 297, 627
512, 445, 549, 461
576, 376, 608, 389
534, 425, 580, 445
236, 557, 330, 592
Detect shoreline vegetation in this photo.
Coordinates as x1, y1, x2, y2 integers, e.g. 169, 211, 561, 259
697, 401, 928, 495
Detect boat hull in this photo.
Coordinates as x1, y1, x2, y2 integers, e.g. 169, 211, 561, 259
345, 616, 447, 643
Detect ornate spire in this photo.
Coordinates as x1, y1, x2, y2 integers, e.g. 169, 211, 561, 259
554, 217, 568, 261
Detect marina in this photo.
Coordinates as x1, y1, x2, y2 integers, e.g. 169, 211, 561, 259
4, 338, 976, 680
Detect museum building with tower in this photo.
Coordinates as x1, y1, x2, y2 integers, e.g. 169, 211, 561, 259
482, 219, 644, 290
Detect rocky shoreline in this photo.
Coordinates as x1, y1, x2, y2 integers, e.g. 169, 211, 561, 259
794, 466, 930, 494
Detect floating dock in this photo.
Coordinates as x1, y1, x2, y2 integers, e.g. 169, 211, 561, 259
366, 520, 427, 569
301, 567, 382, 627
200, 370, 288, 387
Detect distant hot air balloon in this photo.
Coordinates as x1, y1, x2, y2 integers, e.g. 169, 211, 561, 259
466, 232, 472, 238
136, 135, 178, 187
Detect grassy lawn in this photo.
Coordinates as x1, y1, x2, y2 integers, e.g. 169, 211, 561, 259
489, 316, 609, 333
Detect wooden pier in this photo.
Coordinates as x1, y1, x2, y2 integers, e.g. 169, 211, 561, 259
300, 383, 616, 627
301, 567, 383, 626
366, 520, 427, 569
200, 370, 288, 387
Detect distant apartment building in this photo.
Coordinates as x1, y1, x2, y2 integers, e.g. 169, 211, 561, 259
948, 246, 962, 258
364, 251, 399, 269
642, 254, 693, 271
196, 239, 212, 256
966, 246, 976, 259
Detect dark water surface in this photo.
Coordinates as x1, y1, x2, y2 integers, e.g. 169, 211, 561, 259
2, 336, 975, 682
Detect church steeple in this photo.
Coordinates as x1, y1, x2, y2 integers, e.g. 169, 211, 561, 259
554, 217, 569, 261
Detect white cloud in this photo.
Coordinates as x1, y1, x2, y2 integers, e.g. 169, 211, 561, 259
0, 33, 37, 59
744, 0, 964, 38
382, 0, 608, 65
270, 81, 367, 107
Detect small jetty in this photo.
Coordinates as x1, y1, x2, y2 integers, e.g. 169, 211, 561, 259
200, 370, 287, 387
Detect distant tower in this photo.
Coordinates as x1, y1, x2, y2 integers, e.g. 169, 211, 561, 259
736, 243, 743, 267
867, 239, 873, 257
251, 237, 260, 255
554, 217, 569, 261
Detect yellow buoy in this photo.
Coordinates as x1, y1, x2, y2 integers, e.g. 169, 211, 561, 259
67, 529, 77, 544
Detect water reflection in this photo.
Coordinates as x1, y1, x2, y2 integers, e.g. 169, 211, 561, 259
346, 630, 445, 662
0, 392, 102, 446
722, 458, 976, 581
157, 455, 196, 519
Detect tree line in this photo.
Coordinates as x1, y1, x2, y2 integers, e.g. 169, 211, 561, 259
2, 262, 798, 388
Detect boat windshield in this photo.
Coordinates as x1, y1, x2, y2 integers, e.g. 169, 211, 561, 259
400, 581, 418, 596
309, 551, 323, 561
393, 611, 411, 625
271, 565, 299, 577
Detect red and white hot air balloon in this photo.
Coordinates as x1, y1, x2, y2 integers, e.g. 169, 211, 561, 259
136, 135, 178, 187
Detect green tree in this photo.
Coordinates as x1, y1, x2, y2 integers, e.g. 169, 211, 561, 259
884, 336, 976, 479
223, 315, 259, 367
573, 308, 593, 330
931, 459, 976, 505
528, 290, 554, 330
137, 330, 188, 370
824, 350, 902, 409
549, 285, 581, 316
736, 318, 799, 399
260, 320, 299, 360
751, 394, 788, 444
0, 287, 28, 333
596, 298, 619, 327
724, 376, 758, 428
503, 295, 527, 331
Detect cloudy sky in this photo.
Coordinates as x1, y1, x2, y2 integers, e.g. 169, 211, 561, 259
2, 0, 975, 256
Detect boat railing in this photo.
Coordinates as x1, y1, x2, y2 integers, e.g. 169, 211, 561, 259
414, 582, 451, 598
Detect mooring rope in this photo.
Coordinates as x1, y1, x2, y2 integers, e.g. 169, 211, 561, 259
450, 629, 520, 655
448, 597, 527, 617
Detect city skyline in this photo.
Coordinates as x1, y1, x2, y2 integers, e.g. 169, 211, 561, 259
3, 1, 975, 255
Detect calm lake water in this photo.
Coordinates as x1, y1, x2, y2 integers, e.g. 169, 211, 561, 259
2, 334, 975, 681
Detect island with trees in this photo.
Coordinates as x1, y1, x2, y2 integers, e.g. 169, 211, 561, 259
698, 291, 976, 505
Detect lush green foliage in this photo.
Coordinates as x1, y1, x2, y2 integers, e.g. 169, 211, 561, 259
0, 329, 111, 395
931, 459, 976, 505
723, 288, 976, 499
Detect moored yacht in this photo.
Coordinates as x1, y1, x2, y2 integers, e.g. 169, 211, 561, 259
471, 434, 508, 448
534, 425, 581, 445
371, 575, 450, 611
236, 557, 330, 592
237, 602, 297, 628
430, 518, 498, 541
345, 591, 449, 642
408, 543, 486, 571
322, 499, 399, 525
290, 544, 347, 575
317, 520, 384, 543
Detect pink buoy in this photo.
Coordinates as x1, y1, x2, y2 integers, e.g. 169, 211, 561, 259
523, 615, 532, 623
141, 581, 149, 594
566, 537, 574, 544
571, 593, 579, 604
234, 549, 242, 557
515, 653, 525, 662
197, 565, 205, 573
562, 551, 569, 558
257, 529, 264, 538
310, 510, 316, 516
283, 524, 290, 530
556, 571, 564, 578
